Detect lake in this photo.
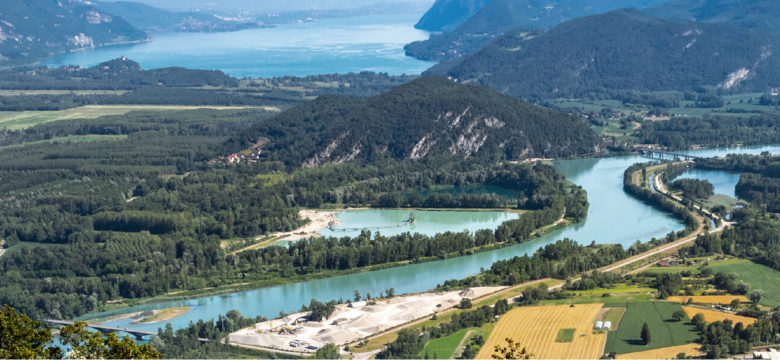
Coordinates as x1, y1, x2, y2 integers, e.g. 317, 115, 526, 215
84, 145, 780, 332
674, 169, 741, 198
44, 14, 434, 78
320, 209, 519, 239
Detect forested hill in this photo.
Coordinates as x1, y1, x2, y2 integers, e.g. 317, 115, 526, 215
405, 0, 672, 62
646, 0, 780, 38
0, 0, 148, 67
226, 76, 600, 167
431, 9, 778, 99
414, 0, 492, 32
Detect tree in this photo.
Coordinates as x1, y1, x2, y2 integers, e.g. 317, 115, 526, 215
308, 299, 336, 322
729, 299, 741, 310
313, 343, 340, 359
749, 290, 764, 305
460, 298, 473, 309
672, 309, 686, 322
641, 322, 651, 346
0, 305, 62, 359
59, 321, 163, 359
354, 290, 361, 302
492, 338, 533, 359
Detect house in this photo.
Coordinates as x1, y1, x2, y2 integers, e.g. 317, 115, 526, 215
657, 260, 671, 267
754, 348, 780, 360
227, 154, 240, 164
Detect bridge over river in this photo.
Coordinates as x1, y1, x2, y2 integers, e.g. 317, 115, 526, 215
637, 148, 700, 161
46, 320, 209, 342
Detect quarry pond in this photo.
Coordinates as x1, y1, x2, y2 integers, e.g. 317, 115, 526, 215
82, 145, 780, 333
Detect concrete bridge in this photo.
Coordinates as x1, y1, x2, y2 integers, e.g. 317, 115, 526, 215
46, 320, 209, 342
637, 148, 700, 161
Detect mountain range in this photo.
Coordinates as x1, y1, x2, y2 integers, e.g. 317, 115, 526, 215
91, 1, 262, 33
426, 8, 778, 99
0, 0, 148, 67
645, 0, 780, 37
226, 76, 601, 167
406, 0, 673, 62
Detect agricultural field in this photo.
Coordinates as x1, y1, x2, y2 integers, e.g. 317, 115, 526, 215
0, 105, 277, 130
543, 284, 655, 306
416, 321, 495, 359
667, 295, 749, 305
617, 343, 704, 359
682, 307, 757, 326
605, 302, 699, 354
707, 259, 780, 307
599, 307, 626, 330
476, 304, 607, 359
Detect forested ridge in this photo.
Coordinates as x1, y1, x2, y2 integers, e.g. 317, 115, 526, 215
226, 76, 601, 167
407, 0, 671, 62
432, 9, 779, 99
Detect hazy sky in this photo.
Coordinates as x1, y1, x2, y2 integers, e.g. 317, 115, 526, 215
101, 0, 435, 13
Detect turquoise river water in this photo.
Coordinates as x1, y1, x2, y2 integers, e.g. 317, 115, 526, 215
81, 145, 780, 332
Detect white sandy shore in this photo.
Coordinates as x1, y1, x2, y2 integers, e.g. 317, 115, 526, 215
228, 286, 505, 353
261, 210, 342, 243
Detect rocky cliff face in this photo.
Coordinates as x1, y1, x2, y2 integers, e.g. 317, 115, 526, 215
229, 76, 602, 167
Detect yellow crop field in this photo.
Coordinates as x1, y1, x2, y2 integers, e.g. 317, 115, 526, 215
476, 304, 607, 359
682, 307, 757, 325
668, 295, 749, 304
617, 343, 704, 359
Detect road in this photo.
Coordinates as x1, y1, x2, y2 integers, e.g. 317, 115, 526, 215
601, 167, 732, 274
261, 164, 732, 358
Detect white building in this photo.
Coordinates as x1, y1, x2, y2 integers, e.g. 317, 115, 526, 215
595, 321, 603, 329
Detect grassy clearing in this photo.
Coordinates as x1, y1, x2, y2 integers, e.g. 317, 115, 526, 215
556, 328, 576, 342
0, 105, 279, 130
605, 302, 699, 354
542, 285, 655, 306
706, 259, 780, 307
417, 328, 470, 359
602, 307, 626, 330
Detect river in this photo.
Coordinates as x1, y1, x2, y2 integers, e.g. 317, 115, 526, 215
80, 145, 780, 332
44, 14, 434, 78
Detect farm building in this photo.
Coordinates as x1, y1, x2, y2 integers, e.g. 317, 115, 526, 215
603, 321, 612, 330
595, 321, 603, 329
